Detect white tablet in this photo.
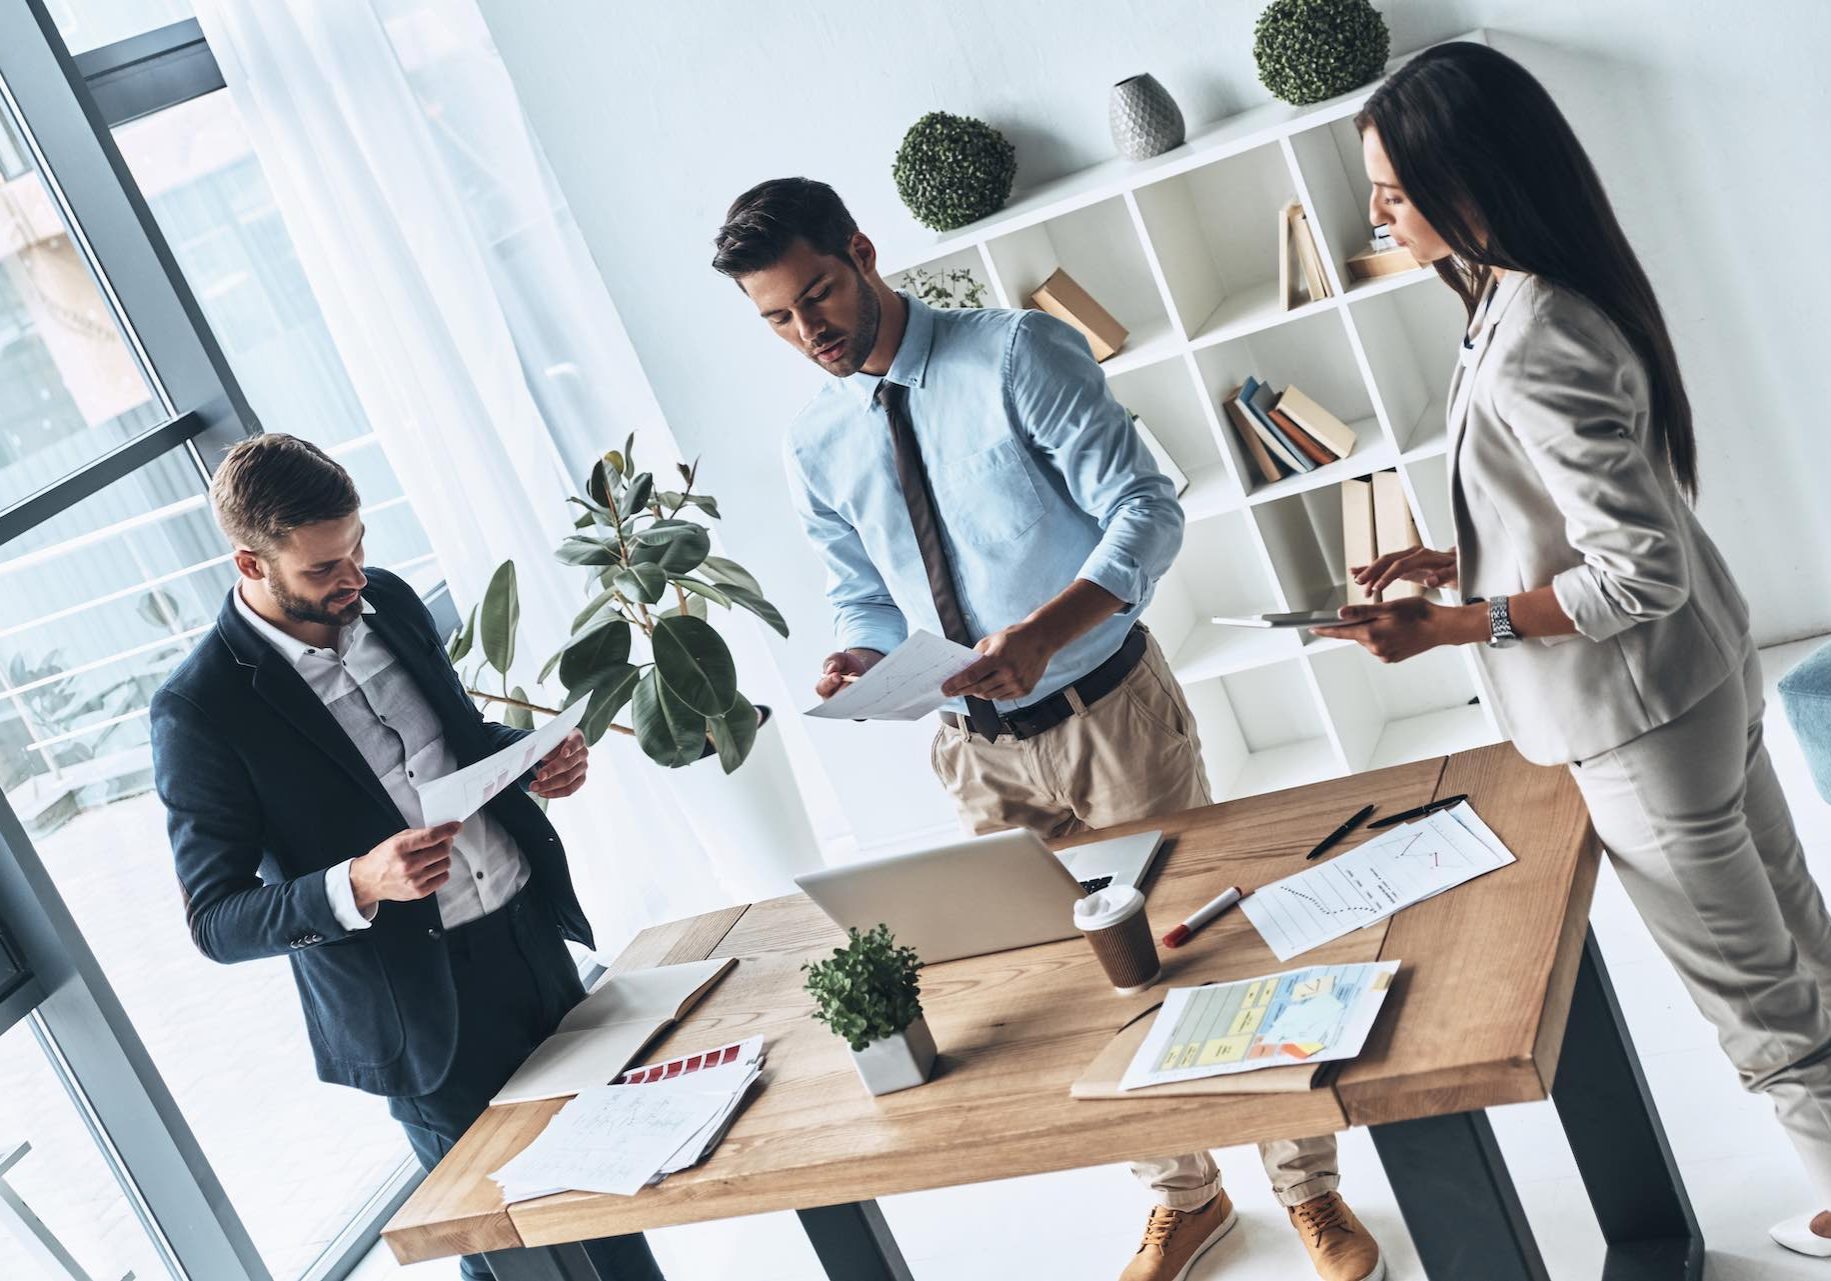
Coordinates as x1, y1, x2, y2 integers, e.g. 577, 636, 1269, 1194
1210, 611, 1345, 628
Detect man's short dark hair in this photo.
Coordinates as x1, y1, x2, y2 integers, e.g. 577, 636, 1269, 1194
711, 178, 859, 279
210, 433, 360, 555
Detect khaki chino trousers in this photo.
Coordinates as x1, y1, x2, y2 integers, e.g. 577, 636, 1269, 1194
931, 629, 1340, 1210
1571, 637, 1831, 1203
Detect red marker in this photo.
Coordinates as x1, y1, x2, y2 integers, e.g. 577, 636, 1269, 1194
1162, 886, 1245, 948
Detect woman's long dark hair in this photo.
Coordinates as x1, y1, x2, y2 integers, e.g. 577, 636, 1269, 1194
1357, 43, 1698, 500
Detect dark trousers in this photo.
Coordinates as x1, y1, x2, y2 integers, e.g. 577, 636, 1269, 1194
389, 889, 665, 1281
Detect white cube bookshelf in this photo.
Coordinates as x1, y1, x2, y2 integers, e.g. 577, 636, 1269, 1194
884, 30, 1504, 800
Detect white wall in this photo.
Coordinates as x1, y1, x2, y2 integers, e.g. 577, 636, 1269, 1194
476, 0, 1831, 852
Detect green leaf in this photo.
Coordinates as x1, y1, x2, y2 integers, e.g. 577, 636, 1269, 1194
447, 602, 478, 663
680, 494, 721, 519
624, 432, 636, 473
538, 647, 564, 685
572, 584, 622, 631
630, 521, 709, 575
611, 562, 667, 605
632, 668, 708, 767
568, 494, 616, 523
651, 614, 737, 716
504, 685, 535, 731
675, 577, 732, 608
559, 616, 632, 689
624, 471, 654, 514
588, 459, 613, 506
709, 693, 760, 774
659, 594, 709, 621
698, 555, 763, 597
577, 663, 640, 744
479, 562, 518, 675
555, 535, 618, 567
723, 583, 790, 638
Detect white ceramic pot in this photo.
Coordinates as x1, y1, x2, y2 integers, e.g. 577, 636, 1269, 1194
850, 1016, 938, 1096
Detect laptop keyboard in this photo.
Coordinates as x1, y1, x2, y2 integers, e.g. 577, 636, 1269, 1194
1077, 875, 1113, 895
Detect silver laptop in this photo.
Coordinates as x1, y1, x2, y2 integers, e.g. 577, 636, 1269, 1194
795, 828, 1165, 964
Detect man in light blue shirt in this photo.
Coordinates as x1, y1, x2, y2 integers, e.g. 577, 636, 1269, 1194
713, 179, 1379, 1281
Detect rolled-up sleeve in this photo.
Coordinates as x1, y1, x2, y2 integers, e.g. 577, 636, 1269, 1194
784, 447, 909, 656
1497, 296, 1688, 642
1003, 311, 1183, 612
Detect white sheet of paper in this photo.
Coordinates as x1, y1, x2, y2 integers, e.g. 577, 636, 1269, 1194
1240, 803, 1515, 961
490, 1085, 728, 1201
417, 695, 589, 826
802, 630, 980, 721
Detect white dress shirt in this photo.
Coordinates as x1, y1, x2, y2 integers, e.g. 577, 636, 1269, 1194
232, 584, 530, 929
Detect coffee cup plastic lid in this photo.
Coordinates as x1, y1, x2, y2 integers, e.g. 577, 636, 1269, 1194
1074, 884, 1144, 931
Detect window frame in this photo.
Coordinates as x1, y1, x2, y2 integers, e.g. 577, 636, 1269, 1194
0, 7, 432, 1281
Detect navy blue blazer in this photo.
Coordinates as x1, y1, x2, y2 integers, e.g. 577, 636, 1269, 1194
150, 567, 593, 1097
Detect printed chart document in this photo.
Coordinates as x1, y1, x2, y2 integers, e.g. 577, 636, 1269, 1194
1120, 961, 1401, 1091
418, 696, 589, 826
802, 630, 980, 722
489, 957, 736, 1106
1241, 802, 1515, 961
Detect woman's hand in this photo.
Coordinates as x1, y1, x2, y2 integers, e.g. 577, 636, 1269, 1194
1352, 546, 1457, 597
1310, 598, 1460, 664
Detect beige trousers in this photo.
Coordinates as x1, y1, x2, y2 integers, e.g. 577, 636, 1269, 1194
932, 629, 1341, 1209
1572, 637, 1831, 1203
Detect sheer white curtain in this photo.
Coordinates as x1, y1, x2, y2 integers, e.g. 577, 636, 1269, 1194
193, 0, 824, 945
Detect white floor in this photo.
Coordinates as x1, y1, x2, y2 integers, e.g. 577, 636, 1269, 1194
356, 638, 1831, 1281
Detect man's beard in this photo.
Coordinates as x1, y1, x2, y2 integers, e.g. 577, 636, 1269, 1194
271, 575, 364, 628
810, 269, 880, 378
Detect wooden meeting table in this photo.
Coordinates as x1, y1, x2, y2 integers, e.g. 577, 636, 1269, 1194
383, 743, 1702, 1281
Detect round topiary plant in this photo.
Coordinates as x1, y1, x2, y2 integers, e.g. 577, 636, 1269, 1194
892, 111, 1017, 233
1253, 0, 1391, 106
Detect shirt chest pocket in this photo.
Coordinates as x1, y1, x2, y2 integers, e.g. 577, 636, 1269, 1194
929, 438, 1046, 548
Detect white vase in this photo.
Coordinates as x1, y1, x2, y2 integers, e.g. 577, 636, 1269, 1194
661, 710, 822, 903
850, 1016, 938, 1096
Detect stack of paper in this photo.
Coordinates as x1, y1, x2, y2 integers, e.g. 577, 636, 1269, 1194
1241, 802, 1516, 961
802, 631, 979, 721
490, 1038, 765, 1204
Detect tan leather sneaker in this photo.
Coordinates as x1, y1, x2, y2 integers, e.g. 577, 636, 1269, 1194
1288, 1190, 1385, 1281
1119, 1189, 1238, 1281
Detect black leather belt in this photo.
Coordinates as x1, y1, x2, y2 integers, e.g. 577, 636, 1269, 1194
942, 624, 1148, 742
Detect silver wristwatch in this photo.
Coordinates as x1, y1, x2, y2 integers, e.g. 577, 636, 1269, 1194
1485, 594, 1519, 649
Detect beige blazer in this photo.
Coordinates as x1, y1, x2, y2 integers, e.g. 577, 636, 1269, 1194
1448, 271, 1750, 765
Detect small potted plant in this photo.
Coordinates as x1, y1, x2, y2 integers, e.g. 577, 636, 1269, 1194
803, 925, 936, 1096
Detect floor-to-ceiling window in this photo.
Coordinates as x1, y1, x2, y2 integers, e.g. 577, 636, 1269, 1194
2, 5, 453, 1280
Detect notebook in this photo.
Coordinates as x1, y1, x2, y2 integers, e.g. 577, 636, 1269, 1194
489, 956, 737, 1106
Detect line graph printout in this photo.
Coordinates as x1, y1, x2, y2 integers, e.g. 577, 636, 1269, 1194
1118, 961, 1402, 1090
802, 630, 980, 721
1241, 803, 1515, 961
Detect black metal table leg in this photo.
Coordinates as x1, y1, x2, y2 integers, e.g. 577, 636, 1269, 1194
1551, 929, 1704, 1281
482, 1241, 600, 1280
1371, 1107, 1552, 1281
798, 1200, 915, 1281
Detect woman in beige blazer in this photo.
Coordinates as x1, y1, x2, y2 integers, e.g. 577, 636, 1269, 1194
1314, 42, 1831, 1258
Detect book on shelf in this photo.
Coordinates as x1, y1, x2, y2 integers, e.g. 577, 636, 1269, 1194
1346, 244, 1425, 282
1270, 406, 1336, 468
1245, 378, 1315, 474
1279, 198, 1332, 310
1222, 384, 1284, 485
1372, 470, 1425, 599
1275, 385, 1358, 460
1341, 477, 1378, 606
1030, 268, 1128, 362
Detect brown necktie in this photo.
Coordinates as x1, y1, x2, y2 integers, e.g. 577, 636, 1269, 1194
877, 380, 1004, 739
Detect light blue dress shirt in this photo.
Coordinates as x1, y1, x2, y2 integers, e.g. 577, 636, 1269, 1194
783, 293, 1184, 714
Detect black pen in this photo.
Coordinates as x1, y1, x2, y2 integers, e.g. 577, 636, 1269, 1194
1368, 793, 1470, 829
1306, 803, 1374, 860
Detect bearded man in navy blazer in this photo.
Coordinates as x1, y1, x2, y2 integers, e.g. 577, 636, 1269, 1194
150, 434, 664, 1281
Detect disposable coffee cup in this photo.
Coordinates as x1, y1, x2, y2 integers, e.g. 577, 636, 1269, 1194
1074, 885, 1161, 995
